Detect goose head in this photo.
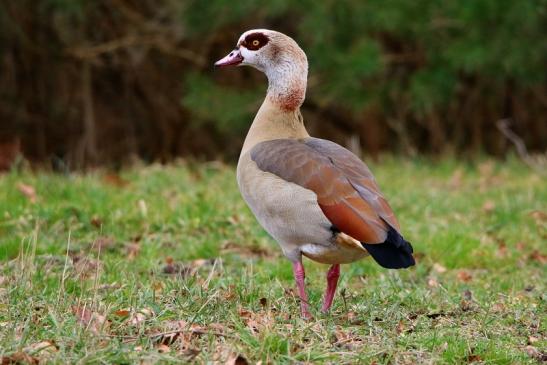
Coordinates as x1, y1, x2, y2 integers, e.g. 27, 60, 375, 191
215, 29, 308, 111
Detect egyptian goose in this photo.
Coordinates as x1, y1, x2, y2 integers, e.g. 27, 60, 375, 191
215, 29, 415, 319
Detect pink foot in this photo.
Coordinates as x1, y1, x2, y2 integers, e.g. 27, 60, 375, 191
321, 264, 340, 313
292, 261, 312, 319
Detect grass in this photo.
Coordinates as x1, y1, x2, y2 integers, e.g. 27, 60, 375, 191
0, 157, 545, 364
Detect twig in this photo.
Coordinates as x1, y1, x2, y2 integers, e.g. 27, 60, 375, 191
104, 328, 233, 340
496, 118, 546, 176
66, 35, 206, 66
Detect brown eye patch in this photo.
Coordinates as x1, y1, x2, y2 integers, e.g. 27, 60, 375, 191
241, 32, 269, 51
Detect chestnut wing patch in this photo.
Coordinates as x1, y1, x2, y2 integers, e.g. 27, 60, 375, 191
250, 138, 398, 244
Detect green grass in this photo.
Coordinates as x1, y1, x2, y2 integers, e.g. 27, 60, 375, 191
0, 157, 545, 364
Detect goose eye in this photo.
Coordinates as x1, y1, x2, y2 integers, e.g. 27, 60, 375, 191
252, 40, 260, 47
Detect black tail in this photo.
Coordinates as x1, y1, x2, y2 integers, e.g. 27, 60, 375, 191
361, 227, 415, 269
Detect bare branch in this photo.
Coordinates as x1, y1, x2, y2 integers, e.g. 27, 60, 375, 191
497, 118, 546, 176
66, 35, 206, 67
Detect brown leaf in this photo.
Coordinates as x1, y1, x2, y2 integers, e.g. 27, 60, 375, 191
238, 308, 252, 319
90, 236, 115, 252
529, 250, 547, 264
427, 277, 439, 288
72, 305, 109, 334
225, 354, 249, 365
72, 256, 102, 279
129, 308, 155, 326
162, 262, 192, 276
90, 216, 103, 228
482, 200, 495, 213
528, 336, 539, 344
466, 354, 482, 363
396, 320, 405, 334
491, 302, 505, 313
113, 309, 130, 318
220, 241, 271, 258
496, 242, 508, 258
460, 299, 473, 312
23, 340, 58, 353
529, 210, 547, 224
525, 345, 547, 361
433, 263, 447, 273
1, 352, 39, 364
457, 271, 473, 283
152, 281, 165, 294
346, 311, 364, 325
125, 242, 140, 260
17, 183, 37, 203
156, 344, 170, 353
102, 173, 129, 187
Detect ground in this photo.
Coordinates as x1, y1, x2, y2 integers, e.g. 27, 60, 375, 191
0, 157, 545, 364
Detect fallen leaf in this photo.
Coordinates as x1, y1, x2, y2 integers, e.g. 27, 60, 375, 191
427, 277, 439, 288
457, 271, 473, 283
466, 353, 482, 362
23, 340, 57, 353
491, 302, 505, 313
220, 241, 271, 258
462, 289, 473, 300
396, 320, 405, 334
113, 309, 130, 317
17, 183, 37, 203
72, 305, 109, 334
72, 256, 102, 279
162, 262, 192, 276
152, 281, 165, 294
529, 210, 547, 224
525, 345, 547, 361
102, 173, 129, 187
528, 336, 538, 344
1, 352, 39, 364
460, 300, 473, 312
346, 311, 364, 325
433, 263, 447, 273
90, 216, 103, 228
225, 354, 249, 365
125, 242, 140, 260
496, 242, 507, 258
529, 250, 547, 264
482, 200, 496, 213
156, 344, 170, 353
129, 308, 155, 326
90, 236, 116, 252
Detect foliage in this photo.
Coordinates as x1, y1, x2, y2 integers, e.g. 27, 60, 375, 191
0, 0, 545, 166
0, 159, 546, 363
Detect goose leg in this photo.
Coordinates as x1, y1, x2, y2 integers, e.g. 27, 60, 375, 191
292, 261, 312, 319
321, 264, 340, 313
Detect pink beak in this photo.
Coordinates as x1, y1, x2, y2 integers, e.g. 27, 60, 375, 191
214, 49, 244, 67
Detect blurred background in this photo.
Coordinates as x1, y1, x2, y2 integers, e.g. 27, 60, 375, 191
0, 0, 545, 170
